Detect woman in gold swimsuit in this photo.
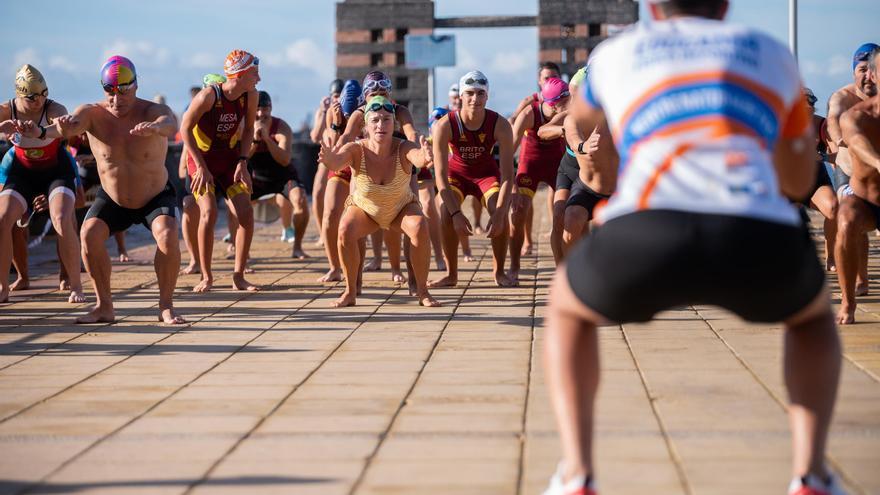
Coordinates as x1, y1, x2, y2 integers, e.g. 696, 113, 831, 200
320, 96, 439, 308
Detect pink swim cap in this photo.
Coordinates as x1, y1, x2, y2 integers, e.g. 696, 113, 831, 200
542, 77, 570, 107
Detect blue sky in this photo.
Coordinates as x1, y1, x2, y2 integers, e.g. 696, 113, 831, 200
1, 0, 877, 128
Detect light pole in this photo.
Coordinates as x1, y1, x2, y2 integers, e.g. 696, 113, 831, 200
789, 0, 798, 60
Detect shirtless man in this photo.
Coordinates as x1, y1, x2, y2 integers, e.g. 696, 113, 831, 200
181, 49, 259, 293
827, 43, 878, 296
430, 71, 516, 288
836, 46, 880, 325
17, 56, 184, 324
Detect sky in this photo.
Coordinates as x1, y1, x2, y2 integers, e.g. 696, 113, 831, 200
1, 0, 877, 128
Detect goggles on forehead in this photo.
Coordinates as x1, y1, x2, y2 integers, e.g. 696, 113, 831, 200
363, 78, 392, 93
365, 101, 395, 115
463, 76, 488, 86
102, 81, 136, 95
22, 89, 48, 101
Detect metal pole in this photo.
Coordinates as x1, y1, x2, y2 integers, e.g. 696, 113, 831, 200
789, 0, 798, 60
428, 68, 435, 112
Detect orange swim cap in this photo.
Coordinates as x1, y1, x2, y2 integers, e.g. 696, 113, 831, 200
224, 50, 258, 78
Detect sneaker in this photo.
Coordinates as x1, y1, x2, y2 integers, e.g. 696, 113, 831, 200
788, 473, 848, 495
280, 227, 296, 243
543, 463, 597, 495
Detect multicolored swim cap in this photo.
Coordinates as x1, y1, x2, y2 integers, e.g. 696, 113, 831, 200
202, 73, 226, 87
224, 49, 258, 78
568, 66, 588, 91
542, 77, 570, 107
15, 64, 47, 98
429, 106, 449, 127
853, 43, 879, 71
100, 56, 137, 89
340, 79, 362, 118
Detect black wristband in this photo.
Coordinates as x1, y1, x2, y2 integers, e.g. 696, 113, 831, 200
238, 156, 248, 162
577, 140, 587, 154
38, 125, 46, 140
330, 123, 342, 132
450, 210, 462, 218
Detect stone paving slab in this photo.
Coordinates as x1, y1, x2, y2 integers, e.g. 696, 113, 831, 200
0, 198, 878, 494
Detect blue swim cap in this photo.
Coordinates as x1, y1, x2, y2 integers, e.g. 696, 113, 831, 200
429, 106, 449, 128
853, 43, 879, 71
340, 79, 362, 117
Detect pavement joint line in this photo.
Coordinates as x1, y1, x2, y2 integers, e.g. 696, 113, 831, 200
515, 243, 542, 495
16, 262, 335, 495
1, 259, 321, 427
843, 354, 880, 383
620, 321, 694, 495
695, 308, 868, 495
181, 265, 419, 495
0, 245, 299, 372
346, 245, 489, 495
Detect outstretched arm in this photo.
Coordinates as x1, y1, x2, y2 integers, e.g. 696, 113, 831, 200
131, 103, 178, 138
537, 111, 567, 140
15, 104, 92, 140
403, 136, 433, 169
319, 141, 356, 171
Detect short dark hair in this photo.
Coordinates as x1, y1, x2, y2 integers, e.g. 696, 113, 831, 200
539, 61, 561, 74
658, 0, 726, 17
869, 46, 880, 74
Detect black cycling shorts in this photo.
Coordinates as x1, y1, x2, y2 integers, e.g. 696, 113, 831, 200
566, 180, 610, 220
85, 182, 177, 234
565, 210, 825, 323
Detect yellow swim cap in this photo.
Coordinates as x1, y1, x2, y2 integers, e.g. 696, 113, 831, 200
15, 64, 48, 98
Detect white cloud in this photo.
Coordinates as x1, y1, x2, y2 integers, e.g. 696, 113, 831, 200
102, 40, 169, 67
490, 51, 530, 75
802, 54, 853, 78
457, 46, 480, 70
48, 55, 77, 73
259, 39, 334, 80
189, 52, 221, 70
12, 48, 41, 72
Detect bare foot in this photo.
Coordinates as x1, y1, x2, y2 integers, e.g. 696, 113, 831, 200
75, 306, 115, 324
826, 258, 836, 272
428, 275, 458, 288
318, 268, 343, 282
856, 282, 869, 297
462, 252, 475, 262
194, 278, 214, 293
58, 279, 71, 291
180, 262, 200, 275
68, 289, 86, 304
391, 270, 406, 283
244, 265, 256, 274
333, 291, 357, 307
292, 248, 309, 259
495, 272, 518, 288
158, 308, 186, 325
418, 292, 441, 307
10, 277, 29, 291
474, 226, 486, 236
508, 269, 520, 285
225, 245, 235, 260
313, 239, 325, 248
521, 244, 533, 256
364, 257, 382, 271
836, 305, 855, 325
118, 253, 131, 263
232, 273, 260, 292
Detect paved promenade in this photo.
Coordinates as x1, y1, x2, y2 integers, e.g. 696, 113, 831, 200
0, 196, 878, 495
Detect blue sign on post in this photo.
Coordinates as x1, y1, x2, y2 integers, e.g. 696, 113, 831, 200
405, 34, 456, 69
